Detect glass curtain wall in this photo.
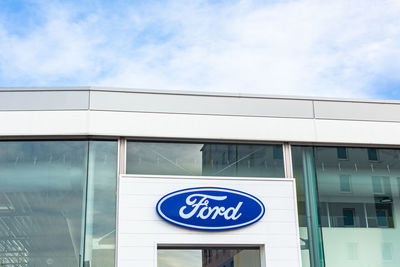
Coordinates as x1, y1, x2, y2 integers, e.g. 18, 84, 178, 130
0, 140, 117, 267
293, 146, 400, 267
127, 142, 284, 177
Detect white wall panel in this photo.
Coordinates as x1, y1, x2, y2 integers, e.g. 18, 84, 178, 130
314, 119, 400, 145
0, 111, 89, 136
90, 91, 314, 118
88, 110, 316, 142
119, 207, 296, 222
1, 102, 400, 146
117, 175, 301, 267
314, 101, 400, 122
117, 234, 299, 247
0, 90, 89, 110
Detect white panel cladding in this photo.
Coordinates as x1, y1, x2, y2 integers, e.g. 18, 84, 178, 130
1, 88, 400, 146
314, 100, 400, 122
0, 90, 89, 110
314, 119, 400, 144
117, 175, 301, 267
90, 91, 314, 118
88, 110, 316, 142
0, 110, 90, 136
2, 109, 400, 146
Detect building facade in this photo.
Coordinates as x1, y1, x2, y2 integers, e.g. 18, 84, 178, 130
1, 87, 400, 267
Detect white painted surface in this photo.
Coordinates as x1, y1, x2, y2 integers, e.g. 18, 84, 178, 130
1, 109, 400, 146
314, 101, 400, 122
88, 110, 316, 142
0, 111, 89, 136
117, 175, 301, 267
1, 87, 400, 146
314, 119, 400, 144
0, 90, 89, 110
90, 91, 314, 118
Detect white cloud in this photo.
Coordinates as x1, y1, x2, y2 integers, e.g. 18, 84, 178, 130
0, 0, 399, 98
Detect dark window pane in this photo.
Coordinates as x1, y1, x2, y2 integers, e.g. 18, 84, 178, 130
368, 148, 378, 161
337, 147, 347, 160
273, 145, 283, 160
343, 208, 355, 226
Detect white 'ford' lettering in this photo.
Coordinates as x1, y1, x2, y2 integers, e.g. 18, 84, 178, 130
179, 194, 243, 220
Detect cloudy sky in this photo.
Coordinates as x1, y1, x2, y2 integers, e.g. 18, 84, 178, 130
0, 0, 399, 99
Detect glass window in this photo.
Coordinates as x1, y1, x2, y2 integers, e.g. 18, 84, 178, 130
368, 148, 379, 161
291, 146, 324, 267
0, 140, 118, 267
339, 175, 351, 193
84, 141, 118, 267
0, 141, 88, 266
293, 146, 400, 267
157, 247, 261, 267
127, 142, 284, 177
337, 147, 348, 160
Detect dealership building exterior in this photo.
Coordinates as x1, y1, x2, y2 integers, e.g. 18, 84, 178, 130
1, 87, 400, 267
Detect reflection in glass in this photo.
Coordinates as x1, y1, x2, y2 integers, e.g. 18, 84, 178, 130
293, 146, 400, 267
157, 247, 260, 267
127, 142, 284, 177
84, 141, 118, 267
0, 140, 118, 267
291, 146, 325, 267
0, 141, 88, 266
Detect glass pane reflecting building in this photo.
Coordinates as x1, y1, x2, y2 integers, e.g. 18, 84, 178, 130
0, 140, 117, 267
127, 142, 284, 177
1, 87, 400, 267
293, 147, 400, 267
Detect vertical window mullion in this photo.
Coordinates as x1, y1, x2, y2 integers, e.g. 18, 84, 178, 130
283, 143, 293, 178
118, 138, 127, 175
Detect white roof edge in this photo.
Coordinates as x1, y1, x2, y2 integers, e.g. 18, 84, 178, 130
0, 86, 399, 104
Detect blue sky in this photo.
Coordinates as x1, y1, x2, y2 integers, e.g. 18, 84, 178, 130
0, 0, 399, 99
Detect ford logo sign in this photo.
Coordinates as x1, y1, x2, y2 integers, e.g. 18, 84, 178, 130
156, 187, 265, 231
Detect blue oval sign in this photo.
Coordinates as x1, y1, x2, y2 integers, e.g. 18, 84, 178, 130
156, 187, 265, 231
